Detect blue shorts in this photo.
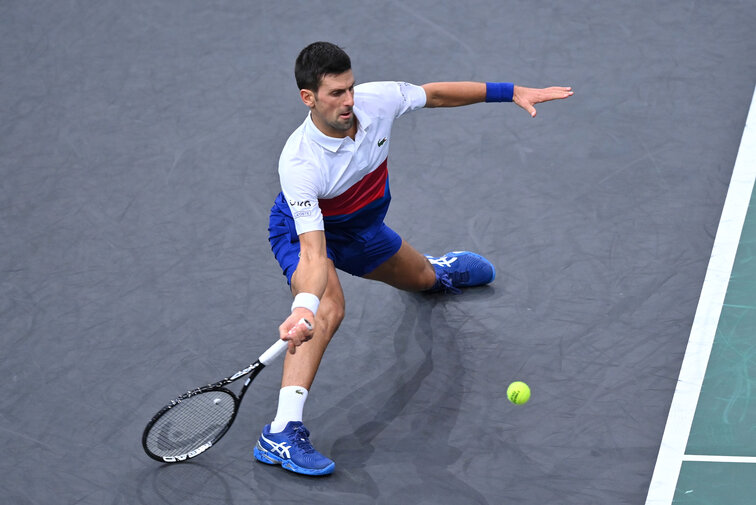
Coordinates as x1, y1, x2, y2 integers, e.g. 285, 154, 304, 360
268, 206, 403, 285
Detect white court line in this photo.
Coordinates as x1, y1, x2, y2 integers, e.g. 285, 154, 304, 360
645, 85, 756, 505
683, 455, 756, 464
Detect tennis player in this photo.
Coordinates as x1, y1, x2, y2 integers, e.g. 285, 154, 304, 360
254, 42, 573, 475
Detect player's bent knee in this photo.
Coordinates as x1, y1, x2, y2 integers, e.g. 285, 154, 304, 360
316, 298, 345, 340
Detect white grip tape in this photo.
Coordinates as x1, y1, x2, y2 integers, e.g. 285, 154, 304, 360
259, 318, 313, 366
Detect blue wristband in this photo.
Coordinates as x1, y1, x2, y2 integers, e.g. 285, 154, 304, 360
485, 82, 514, 102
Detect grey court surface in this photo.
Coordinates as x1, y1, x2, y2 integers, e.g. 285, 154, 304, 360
2, 1, 756, 504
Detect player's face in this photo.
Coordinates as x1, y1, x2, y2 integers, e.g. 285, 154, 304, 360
304, 70, 356, 138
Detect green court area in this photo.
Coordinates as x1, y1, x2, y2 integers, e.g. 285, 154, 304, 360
675, 462, 756, 504
673, 177, 756, 501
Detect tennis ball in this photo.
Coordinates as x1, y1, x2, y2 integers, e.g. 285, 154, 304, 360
507, 381, 531, 405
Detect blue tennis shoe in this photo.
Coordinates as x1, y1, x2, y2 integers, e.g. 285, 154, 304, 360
254, 421, 335, 476
425, 251, 496, 293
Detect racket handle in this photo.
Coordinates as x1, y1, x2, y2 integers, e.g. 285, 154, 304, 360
259, 318, 313, 366
259, 339, 288, 366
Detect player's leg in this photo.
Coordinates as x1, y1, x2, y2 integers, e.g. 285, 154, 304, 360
254, 260, 342, 476
362, 239, 436, 291
363, 237, 496, 293
259, 204, 342, 475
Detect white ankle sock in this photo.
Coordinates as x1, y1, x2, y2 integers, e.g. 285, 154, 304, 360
270, 386, 309, 433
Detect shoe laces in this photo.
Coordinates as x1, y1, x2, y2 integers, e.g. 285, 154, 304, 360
436, 272, 462, 294
288, 425, 317, 454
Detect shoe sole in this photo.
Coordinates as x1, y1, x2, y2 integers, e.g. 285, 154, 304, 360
254, 446, 335, 476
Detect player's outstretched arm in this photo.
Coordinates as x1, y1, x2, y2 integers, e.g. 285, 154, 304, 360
422, 82, 487, 108
421, 81, 573, 117
281, 230, 328, 353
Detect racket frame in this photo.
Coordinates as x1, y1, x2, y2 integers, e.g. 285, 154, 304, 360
142, 324, 305, 463
141, 362, 264, 463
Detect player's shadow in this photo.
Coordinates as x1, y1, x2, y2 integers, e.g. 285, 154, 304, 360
313, 289, 491, 504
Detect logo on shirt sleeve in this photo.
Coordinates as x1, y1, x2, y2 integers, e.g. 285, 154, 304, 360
377, 137, 387, 147
398, 82, 412, 103
288, 199, 316, 219
288, 199, 312, 208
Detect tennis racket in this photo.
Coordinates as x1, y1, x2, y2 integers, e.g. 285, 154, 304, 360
142, 319, 311, 463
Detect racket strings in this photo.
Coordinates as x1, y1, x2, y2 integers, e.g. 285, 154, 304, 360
145, 391, 236, 458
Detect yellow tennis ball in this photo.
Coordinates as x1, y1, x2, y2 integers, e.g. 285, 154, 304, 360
507, 381, 531, 405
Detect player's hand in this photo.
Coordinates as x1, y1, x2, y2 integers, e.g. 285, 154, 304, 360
513, 86, 573, 118
279, 308, 315, 354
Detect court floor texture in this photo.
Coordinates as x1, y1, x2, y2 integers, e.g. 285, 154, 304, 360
2, 1, 756, 504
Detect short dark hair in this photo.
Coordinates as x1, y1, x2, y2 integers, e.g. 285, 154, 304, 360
295, 42, 351, 92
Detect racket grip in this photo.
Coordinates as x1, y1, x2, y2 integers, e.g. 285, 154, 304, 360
259, 318, 313, 366
259, 339, 288, 366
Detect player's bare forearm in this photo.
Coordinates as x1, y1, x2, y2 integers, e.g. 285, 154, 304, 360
282, 230, 328, 352
422, 82, 486, 108
422, 81, 573, 117
292, 230, 328, 297
292, 259, 328, 301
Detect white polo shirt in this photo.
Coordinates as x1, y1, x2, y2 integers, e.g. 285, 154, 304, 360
277, 81, 427, 236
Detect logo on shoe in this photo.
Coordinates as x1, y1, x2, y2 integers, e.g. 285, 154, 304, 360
427, 256, 459, 268
261, 434, 292, 459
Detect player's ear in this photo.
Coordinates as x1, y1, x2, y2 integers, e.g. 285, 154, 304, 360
300, 88, 316, 108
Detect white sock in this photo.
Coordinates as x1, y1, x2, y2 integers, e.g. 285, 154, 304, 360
270, 386, 309, 433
